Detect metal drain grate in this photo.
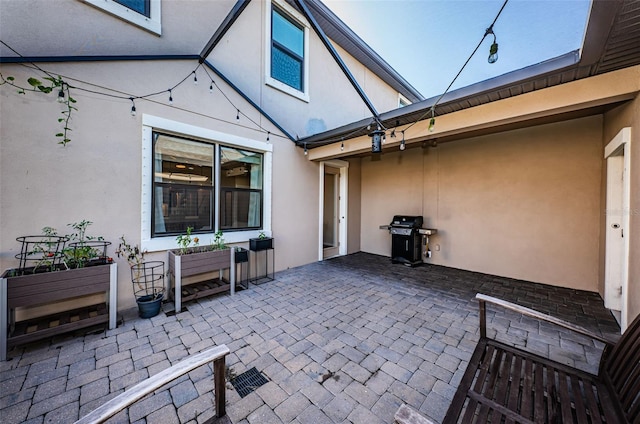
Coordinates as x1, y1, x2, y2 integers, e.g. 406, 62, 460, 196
230, 367, 269, 398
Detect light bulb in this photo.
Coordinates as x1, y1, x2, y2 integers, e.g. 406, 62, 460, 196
131, 105, 136, 116
168, 90, 173, 105
304, 145, 308, 155
193, 73, 198, 85
400, 141, 406, 151
428, 117, 435, 132
236, 109, 240, 120
341, 141, 344, 151
57, 89, 65, 103
488, 41, 498, 64
209, 82, 213, 93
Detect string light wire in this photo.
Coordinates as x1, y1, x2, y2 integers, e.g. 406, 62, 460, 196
0, 40, 284, 142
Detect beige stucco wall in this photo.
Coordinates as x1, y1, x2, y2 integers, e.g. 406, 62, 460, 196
0, 60, 318, 312
360, 116, 604, 291
603, 96, 640, 324
346, 158, 362, 254
0, 0, 234, 56
209, 1, 403, 140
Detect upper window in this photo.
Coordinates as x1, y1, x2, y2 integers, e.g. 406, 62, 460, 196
271, 7, 304, 91
398, 94, 411, 108
114, 0, 150, 17
83, 0, 161, 35
266, 1, 310, 101
152, 134, 264, 238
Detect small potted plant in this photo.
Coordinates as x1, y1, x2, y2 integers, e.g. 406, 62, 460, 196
116, 236, 164, 318
249, 231, 273, 251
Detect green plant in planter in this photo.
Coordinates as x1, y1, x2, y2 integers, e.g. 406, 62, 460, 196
115, 236, 146, 268
211, 230, 226, 251
176, 226, 200, 255
258, 231, 267, 240
64, 220, 109, 268
31, 226, 66, 272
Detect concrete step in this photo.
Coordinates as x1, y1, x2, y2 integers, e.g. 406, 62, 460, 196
394, 404, 436, 424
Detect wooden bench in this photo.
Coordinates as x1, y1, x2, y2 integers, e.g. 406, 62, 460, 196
425, 293, 640, 424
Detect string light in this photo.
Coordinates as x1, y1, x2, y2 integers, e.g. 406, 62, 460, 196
428, 108, 436, 132
341, 138, 344, 151
193, 71, 198, 85
1, 41, 282, 146
267, 131, 270, 142
304, 0, 509, 152
400, 131, 406, 151
487, 27, 499, 63
304, 143, 308, 155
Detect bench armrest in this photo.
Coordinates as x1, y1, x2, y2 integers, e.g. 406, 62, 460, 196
476, 293, 618, 346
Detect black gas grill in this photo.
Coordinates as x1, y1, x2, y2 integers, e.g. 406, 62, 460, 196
389, 215, 423, 266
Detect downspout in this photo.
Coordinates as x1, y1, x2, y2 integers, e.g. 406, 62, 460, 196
293, 0, 379, 121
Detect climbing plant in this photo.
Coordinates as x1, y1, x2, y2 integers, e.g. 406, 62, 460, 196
0, 73, 76, 145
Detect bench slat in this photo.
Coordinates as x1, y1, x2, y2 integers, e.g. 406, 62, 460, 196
441, 294, 638, 424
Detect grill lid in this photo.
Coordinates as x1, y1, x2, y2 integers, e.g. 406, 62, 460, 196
390, 215, 423, 228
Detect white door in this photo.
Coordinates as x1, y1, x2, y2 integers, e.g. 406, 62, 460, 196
323, 167, 340, 259
319, 161, 348, 260
604, 128, 631, 331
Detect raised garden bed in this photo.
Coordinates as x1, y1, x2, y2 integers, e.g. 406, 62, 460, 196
0, 262, 118, 361
167, 248, 235, 313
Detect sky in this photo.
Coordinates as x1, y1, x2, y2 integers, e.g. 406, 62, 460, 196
323, 0, 592, 99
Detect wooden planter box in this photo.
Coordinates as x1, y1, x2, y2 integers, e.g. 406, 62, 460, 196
167, 249, 235, 313
0, 263, 118, 361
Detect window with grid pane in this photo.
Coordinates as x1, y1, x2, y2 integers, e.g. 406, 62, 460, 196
271, 7, 304, 91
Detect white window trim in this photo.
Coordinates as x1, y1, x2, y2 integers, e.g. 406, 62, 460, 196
265, 0, 310, 102
141, 115, 273, 252
82, 0, 162, 35
398, 93, 411, 108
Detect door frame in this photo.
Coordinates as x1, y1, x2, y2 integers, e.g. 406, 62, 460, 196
604, 127, 631, 331
319, 160, 349, 260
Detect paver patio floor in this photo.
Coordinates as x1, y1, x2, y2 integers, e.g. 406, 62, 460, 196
0, 252, 620, 423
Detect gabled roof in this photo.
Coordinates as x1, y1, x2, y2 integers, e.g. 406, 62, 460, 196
301, 0, 640, 148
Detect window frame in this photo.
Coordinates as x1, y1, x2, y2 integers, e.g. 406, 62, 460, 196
83, 0, 161, 35
265, 0, 310, 102
398, 93, 411, 108
141, 115, 273, 253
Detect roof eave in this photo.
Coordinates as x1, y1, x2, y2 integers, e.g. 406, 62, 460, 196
299, 50, 581, 147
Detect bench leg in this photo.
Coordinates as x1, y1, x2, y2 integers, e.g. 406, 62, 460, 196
214, 355, 226, 417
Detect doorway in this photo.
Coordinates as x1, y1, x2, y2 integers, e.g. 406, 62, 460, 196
319, 161, 348, 260
604, 127, 631, 331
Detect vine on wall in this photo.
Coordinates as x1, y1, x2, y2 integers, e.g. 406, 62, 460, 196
1, 73, 76, 145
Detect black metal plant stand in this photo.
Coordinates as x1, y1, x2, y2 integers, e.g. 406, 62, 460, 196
249, 238, 274, 285
234, 247, 249, 290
